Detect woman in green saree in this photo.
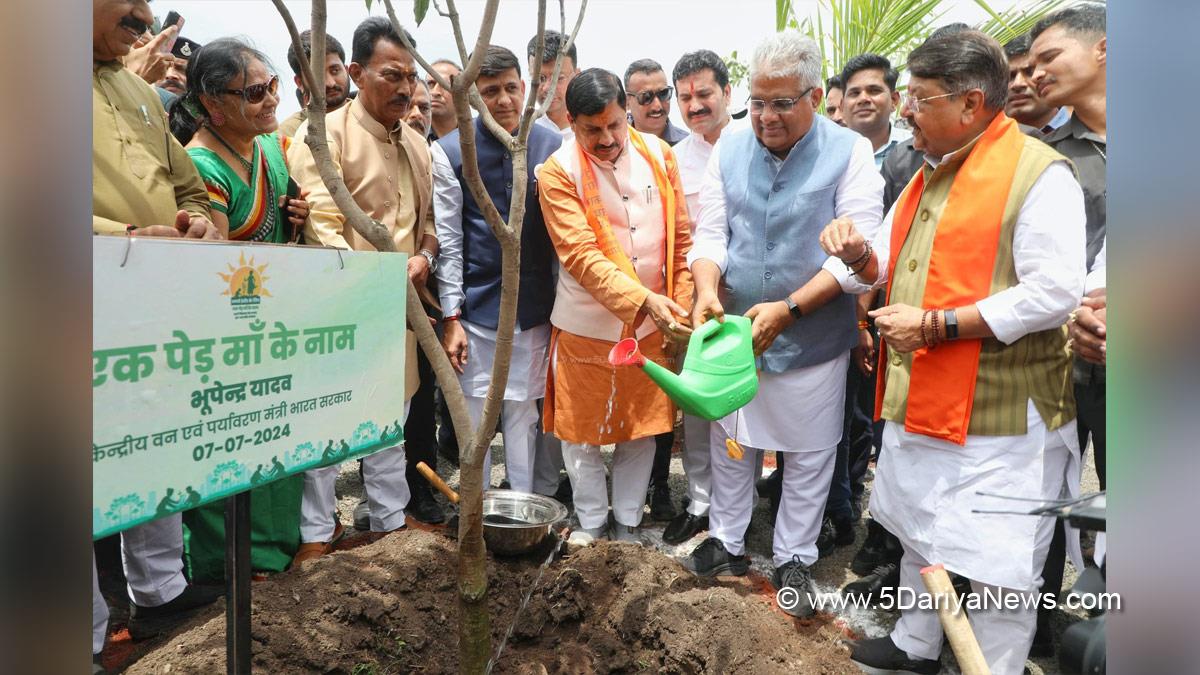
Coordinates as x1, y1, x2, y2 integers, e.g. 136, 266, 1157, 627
168, 38, 312, 580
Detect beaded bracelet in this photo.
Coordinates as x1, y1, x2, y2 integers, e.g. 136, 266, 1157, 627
930, 309, 941, 349
846, 241, 873, 274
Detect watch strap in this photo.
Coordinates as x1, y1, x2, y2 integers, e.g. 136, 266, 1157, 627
784, 297, 802, 320
944, 308, 958, 340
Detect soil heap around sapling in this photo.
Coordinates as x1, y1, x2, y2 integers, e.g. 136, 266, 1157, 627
127, 528, 858, 674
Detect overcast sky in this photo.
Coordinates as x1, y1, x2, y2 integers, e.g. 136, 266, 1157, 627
162, 0, 1021, 123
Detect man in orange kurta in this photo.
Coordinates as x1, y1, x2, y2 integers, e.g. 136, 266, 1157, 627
537, 69, 693, 545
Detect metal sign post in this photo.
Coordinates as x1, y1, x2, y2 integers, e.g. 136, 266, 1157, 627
224, 492, 252, 674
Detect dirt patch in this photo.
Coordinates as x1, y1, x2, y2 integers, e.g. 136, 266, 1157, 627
126, 528, 857, 674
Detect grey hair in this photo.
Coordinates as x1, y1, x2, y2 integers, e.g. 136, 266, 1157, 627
749, 32, 822, 89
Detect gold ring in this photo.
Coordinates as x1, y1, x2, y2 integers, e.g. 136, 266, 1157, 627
1068, 310, 1078, 324
668, 322, 678, 331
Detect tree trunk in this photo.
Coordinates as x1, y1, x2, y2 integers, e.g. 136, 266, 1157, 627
275, 2, 587, 672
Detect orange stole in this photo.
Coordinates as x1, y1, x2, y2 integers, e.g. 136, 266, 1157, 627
874, 114, 1025, 445
544, 328, 674, 446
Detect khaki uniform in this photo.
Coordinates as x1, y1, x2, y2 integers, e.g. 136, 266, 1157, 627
92, 62, 209, 233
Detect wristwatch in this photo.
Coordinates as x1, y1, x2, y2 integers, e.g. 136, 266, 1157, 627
783, 296, 803, 320
944, 308, 958, 340
419, 249, 438, 274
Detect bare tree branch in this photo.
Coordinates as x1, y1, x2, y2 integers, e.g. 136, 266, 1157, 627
439, 0, 472, 67
270, 0, 318, 98
531, 0, 588, 128
431, 0, 453, 19
515, 0, 549, 144
380, 0, 452, 92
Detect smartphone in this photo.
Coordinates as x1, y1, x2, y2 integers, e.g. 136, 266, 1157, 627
286, 177, 304, 243
159, 11, 182, 53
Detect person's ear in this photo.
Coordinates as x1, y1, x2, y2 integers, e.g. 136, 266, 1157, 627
960, 89, 986, 123
293, 74, 303, 90
723, 83, 732, 103
348, 62, 365, 88
519, 79, 527, 98
199, 93, 221, 117
1094, 36, 1106, 67
811, 87, 824, 109
891, 89, 901, 108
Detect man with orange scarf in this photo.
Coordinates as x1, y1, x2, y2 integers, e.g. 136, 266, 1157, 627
823, 32, 1086, 675
537, 69, 693, 546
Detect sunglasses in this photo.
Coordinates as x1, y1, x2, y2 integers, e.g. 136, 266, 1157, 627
633, 86, 673, 106
224, 75, 280, 104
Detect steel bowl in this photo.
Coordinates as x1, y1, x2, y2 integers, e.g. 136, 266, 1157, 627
480, 489, 569, 556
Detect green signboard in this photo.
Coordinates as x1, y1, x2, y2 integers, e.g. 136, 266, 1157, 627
92, 237, 409, 538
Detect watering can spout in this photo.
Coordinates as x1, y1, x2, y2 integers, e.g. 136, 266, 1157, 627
606, 316, 759, 421
608, 337, 646, 368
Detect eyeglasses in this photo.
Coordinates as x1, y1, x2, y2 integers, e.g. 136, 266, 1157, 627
901, 91, 959, 114
224, 76, 279, 104
633, 86, 674, 106
748, 87, 814, 115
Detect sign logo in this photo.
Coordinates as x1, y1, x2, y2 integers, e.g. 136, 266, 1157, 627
219, 252, 271, 320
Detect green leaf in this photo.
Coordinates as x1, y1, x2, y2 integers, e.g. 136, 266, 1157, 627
414, 0, 430, 25
365, 0, 373, 10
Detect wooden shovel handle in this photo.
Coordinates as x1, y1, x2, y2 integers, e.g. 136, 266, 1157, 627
416, 461, 459, 504
920, 564, 989, 675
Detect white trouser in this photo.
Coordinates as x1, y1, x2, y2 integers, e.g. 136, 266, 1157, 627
121, 513, 187, 605
890, 541, 1040, 675
682, 413, 712, 516
709, 424, 835, 567
93, 554, 107, 655
532, 421, 564, 496
93, 515, 188, 652
561, 436, 656, 529
300, 403, 410, 542
465, 395, 540, 493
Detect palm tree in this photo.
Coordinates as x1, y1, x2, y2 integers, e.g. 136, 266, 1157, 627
728, 0, 1068, 90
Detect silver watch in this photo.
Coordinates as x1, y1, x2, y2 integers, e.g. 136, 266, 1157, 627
419, 249, 438, 273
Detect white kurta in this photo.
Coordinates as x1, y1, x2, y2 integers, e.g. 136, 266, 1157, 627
535, 113, 575, 142
872, 401, 1079, 590
688, 130, 884, 453
430, 142, 552, 402
840, 150, 1089, 591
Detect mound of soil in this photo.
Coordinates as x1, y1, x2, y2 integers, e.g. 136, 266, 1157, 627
127, 528, 857, 674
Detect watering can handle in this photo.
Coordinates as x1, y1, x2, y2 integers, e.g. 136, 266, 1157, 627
693, 316, 724, 342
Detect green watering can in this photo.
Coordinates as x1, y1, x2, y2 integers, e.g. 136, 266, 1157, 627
608, 315, 759, 421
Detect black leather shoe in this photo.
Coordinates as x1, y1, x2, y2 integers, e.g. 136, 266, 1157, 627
128, 583, 224, 640
772, 555, 818, 618
406, 483, 445, 524
649, 484, 677, 522
817, 515, 856, 557
662, 511, 709, 545
841, 561, 900, 607
850, 635, 941, 674
852, 519, 902, 575
681, 537, 749, 577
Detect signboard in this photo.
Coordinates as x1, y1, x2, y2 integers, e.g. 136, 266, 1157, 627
92, 238, 409, 538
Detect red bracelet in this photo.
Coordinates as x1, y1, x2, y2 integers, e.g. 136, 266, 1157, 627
920, 309, 930, 348
443, 313, 461, 322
